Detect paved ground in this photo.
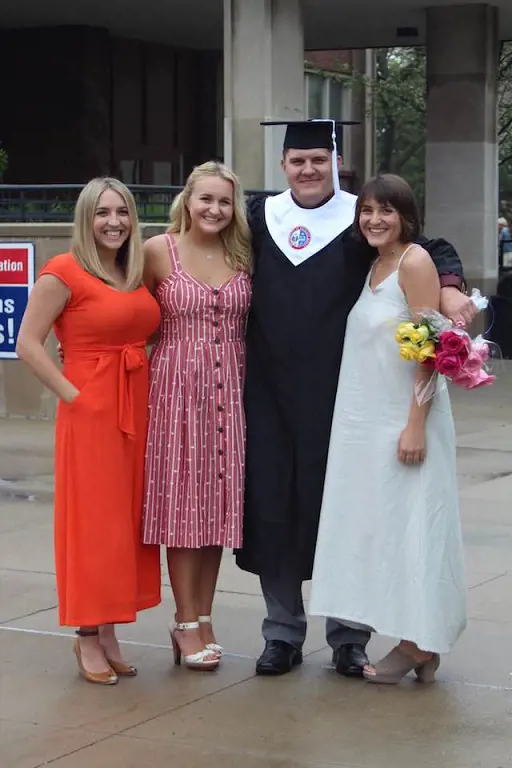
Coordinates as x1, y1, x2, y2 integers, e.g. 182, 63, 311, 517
1, 367, 511, 768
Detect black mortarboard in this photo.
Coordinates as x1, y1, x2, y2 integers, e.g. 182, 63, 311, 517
260, 119, 360, 151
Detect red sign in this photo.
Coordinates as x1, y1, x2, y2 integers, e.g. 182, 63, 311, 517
0, 242, 35, 359
0, 248, 29, 285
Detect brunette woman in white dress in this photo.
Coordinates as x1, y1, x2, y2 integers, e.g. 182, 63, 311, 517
309, 174, 467, 684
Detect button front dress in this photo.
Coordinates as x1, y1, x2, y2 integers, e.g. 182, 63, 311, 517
142, 235, 252, 549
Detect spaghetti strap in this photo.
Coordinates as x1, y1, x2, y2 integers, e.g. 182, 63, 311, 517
397, 243, 416, 269
165, 233, 181, 273
367, 242, 418, 292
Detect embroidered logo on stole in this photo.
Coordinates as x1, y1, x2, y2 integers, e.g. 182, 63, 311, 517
265, 189, 357, 266
288, 226, 312, 250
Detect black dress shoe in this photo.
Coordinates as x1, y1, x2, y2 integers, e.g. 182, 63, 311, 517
332, 643, 369, 678
255, 640, 303, 676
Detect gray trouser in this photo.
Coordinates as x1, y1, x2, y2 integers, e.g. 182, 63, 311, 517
260, 571, 371, 652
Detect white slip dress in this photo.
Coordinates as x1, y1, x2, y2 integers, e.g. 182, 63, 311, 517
309, 250, 467, 653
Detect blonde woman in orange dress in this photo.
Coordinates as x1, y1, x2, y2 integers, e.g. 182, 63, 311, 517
17, 178, 161, 685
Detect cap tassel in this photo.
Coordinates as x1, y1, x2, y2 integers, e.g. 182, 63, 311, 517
312, 119, 342, 199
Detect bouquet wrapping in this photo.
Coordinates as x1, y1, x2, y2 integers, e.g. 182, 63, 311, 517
395, 290, 499, 404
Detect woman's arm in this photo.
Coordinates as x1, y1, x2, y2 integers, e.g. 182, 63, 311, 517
143, 237, 160, 294
16, 276, 79, 403
397, 247, 441, 465
417, 235, 476, 326
145, 243, 161, 343
143, 235, 172, 293
143, 236, 172, 345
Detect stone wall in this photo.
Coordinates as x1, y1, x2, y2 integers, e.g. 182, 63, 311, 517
0, 223, 165, 419
305, 50, 353, 72
0, 26, 221, 185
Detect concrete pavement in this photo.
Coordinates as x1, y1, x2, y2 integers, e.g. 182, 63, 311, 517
0, 368, 511, 768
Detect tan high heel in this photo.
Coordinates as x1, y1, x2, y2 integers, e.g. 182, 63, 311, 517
415, 653, 440, 683
170, 621, 220, 671
198, 615, 223, 655
106, 658, 138, 677
363, 645, 439, 685
74, 630, 118, 686
98, 626, 138, 676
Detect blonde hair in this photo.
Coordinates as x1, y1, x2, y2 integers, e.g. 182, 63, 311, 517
71, 177, 144, 291
168, 161, 252, 274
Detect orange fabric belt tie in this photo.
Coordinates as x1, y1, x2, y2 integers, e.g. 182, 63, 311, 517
65, 342, 146, 439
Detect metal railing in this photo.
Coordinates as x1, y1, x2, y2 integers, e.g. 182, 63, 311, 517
0, 184, 276, 223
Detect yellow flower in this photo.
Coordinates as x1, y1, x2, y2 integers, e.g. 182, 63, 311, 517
399, 341, 420, 362
396, 322, 416, 343
409, 325, 431, 344
416, 341, 436, 363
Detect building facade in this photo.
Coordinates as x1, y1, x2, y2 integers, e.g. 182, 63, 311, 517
0, 27, 371, 189
0, 0, 511, 417
0, 26, 220, 186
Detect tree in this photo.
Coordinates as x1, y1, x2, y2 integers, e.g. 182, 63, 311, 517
498, 44, 512, 213
372, 48, 427, 210
498, 43, 512, 167
351, 44, 512, 214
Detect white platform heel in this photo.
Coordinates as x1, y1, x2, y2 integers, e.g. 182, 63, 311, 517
170, 621, 220, 671
198, 615, 223, 655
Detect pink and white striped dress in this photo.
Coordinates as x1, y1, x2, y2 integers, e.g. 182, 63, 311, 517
142, 234, 251, 549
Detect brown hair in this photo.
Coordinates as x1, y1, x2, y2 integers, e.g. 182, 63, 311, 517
353, 174, 421, 243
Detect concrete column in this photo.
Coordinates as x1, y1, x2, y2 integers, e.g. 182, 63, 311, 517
425, 4, 499, 295
223, 0, 304, 190
350, 49, 377, 193
364, 49, 377, 182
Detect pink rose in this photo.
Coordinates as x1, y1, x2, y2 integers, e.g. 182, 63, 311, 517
452, 368, 496, 389
462, 351, 485, 374
439, 330, 471, 361
434, 351, 464, 378
473, 371, 496, 388
451, 369, 477, 388
471, 341, 490, 363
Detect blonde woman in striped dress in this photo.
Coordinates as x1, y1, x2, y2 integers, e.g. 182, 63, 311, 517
142, 162, 252, 670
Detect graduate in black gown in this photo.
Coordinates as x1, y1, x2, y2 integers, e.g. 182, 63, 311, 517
236, 120, 476, 677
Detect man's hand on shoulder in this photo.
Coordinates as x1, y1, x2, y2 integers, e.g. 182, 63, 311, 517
440, 286, 477, 328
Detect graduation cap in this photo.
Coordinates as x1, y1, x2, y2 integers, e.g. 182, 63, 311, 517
260, 119, 360, 151
261, 119, 360, 199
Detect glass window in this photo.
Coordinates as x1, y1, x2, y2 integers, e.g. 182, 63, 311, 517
307, 73, 324, 118
119, 160, 140, 184
330, 80, 344, 121
153, 161, 172, 185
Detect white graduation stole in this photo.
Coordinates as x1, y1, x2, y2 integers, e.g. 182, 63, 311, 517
264, 189, 357, 266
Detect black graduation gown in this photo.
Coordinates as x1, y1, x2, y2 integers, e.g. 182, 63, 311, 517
236, 195, 464, 581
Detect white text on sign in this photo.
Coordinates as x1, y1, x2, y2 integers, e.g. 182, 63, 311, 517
0, 260, 25, 273
0, 297, 17, 343
0, 320, 15, 345
0, 242, 35, 359
0, 299, 15, 314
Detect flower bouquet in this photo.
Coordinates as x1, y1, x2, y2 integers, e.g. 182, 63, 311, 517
395, 289, 498, 403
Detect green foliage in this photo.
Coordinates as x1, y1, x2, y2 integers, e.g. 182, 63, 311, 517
498, 43, 512, 213
349, 44, 512, 213
373, 48, 427, 211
